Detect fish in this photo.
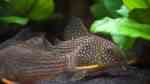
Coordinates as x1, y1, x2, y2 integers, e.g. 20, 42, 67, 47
0, 35, 127, 83
0, 44, 67, 83
55, 16, 127, 77
0, 17, 128, 84
52, 34, 128, 81
53, 16, 128, 81
62, 16, 89, 40
0, 28, 48, 50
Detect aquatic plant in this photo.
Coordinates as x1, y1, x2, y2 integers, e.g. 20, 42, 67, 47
0, 0, 55, 25
90, 0, 150, 49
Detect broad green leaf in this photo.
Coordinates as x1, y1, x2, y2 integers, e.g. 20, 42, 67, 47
8, 0, 35, 15
90, 17, 118, 34
91, 2, 109, 19
119, 18, 150, 40
5, 0, 55, 21
129, 8, 150, 24
103, 0, 122, 17
112, 35, 136, 49
148, 0, 150, 5
91, 17, 150, 40
91, 0, 122, 19
0, 16, 29, 25
117, 5, 129, 17
28, 0, 55, 21
90, 17, 150, 48
123, 0, 148, 10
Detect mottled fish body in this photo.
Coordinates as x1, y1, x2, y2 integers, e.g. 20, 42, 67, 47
54, 35, 127, 71
0, 17, 127, 84
0, 45, 67, 82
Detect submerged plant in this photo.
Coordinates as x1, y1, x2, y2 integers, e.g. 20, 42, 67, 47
90, 0, 150, 49
0, 0, 55, 25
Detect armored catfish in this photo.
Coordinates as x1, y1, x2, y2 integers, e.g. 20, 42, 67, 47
0, 17, 128, 83
59, 16, 127, 72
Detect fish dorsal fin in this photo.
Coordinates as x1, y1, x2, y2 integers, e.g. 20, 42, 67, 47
0, 28, 33, 49
18, 33, 54, 51
63, 16, 89, 40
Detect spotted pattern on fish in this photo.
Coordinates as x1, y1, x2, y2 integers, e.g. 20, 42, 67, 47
53, 35, 127, 70
0, 34, 127, 83
61, 16, 127, 69
0, 17, 127, 83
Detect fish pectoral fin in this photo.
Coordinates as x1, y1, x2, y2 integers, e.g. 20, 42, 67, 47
75, 64, 106, 70
69, 64, 106, 81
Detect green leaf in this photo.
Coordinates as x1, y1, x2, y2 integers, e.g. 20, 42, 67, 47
91, 17, 150, 40
129, 8, 150, 24
8, 0, 35, 15
91, 0, 122, 19
119, 18, 150, 40
28, 0, 55, 21
90, 17, 118, 34
0, 16, 29, 25
123, 0, 148, 10
103, 0, 122, 17
91, 2, 109, 19
117, 5, 129, 17
5, 0, 55, 21
90, 17, 150, 49
112, 35, 136, 49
